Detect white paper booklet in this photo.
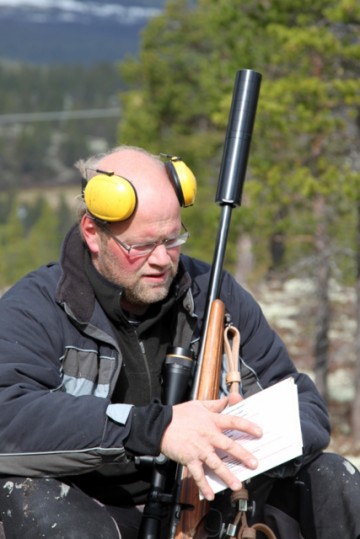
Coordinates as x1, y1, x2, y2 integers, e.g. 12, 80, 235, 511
205, 377, 303, 495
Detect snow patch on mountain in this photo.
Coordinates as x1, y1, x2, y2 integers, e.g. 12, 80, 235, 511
0, 1, 162, 25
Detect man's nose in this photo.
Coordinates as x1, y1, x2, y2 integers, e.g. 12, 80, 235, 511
148, 243, 171, 264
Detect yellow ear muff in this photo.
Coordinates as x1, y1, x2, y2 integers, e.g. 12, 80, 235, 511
84, 173, 137, 222
165, 157, 197, 208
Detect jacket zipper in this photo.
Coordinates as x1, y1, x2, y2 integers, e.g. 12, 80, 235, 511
137, 334, 152, 401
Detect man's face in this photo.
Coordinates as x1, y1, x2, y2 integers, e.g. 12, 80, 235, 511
95, 217, 182, 313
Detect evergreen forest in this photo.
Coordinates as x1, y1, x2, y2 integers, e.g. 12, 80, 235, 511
0, 61, 123, 284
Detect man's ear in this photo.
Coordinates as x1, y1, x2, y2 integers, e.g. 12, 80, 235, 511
81, 214, 101, 255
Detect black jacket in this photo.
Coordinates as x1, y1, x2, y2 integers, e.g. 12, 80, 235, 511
0, 225, 330, 486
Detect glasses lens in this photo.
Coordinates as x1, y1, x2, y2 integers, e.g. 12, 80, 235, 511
129, 245, 154, 258
128, 231, 189, 258
164, 232, 189, 249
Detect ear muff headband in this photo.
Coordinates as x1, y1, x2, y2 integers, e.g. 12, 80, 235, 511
83, 156, 196, 222
84, 172, 137, 222
165, 157, 197, 208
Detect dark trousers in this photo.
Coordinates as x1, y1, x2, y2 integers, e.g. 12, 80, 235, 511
0, 452, 359, 539
0, 477, 141, 539
245, 452, 360, 539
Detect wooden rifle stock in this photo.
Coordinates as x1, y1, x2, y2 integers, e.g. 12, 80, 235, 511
197, 299, 225, 401
174, 299, 225, 539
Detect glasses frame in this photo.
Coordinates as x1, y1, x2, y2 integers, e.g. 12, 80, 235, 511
102, 222, 190, 259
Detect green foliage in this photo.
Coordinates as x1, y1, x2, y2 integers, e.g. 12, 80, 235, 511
0, 62, 122, 191
119, 0, 360, 279
0, 193, 75, 288
0, 62, 123, 113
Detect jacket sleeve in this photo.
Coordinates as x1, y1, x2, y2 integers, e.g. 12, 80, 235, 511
219, 271, 331, 476
0, 267, 169, 477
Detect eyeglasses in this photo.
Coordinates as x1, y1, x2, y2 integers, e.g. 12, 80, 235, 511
104, 222, 190, 259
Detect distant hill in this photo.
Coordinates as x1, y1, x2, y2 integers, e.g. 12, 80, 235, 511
0, 1, 167, 194
0, 0, 166, 65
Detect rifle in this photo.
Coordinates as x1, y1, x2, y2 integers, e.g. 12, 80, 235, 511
168, 69, 262, 539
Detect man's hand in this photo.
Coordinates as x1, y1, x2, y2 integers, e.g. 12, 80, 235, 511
160, 396, 262, 501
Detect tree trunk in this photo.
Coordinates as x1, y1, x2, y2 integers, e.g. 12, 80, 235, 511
268, 207, 288, 277
313, 195, 331, 402
235, 233, 254, 287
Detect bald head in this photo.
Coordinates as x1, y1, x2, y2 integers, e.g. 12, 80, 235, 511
95, 148, 180, 224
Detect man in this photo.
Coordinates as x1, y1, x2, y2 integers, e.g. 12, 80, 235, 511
0, 145, 358, 539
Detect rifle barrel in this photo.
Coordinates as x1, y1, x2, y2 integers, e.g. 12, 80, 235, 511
191, 69, 262, 399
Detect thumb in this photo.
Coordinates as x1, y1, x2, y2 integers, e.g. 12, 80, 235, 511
201, 396, 229, 414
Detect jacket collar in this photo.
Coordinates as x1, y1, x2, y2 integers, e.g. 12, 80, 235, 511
56, 225, 96, 323
56, 224, 193, 325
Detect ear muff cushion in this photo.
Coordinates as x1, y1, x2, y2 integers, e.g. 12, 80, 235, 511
84, 173, 137, 222
166, 160, 197, 207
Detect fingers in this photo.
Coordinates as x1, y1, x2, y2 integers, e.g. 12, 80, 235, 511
187, 437, 255, 501
161, 398, 262, 500
216, 412, 262, 440
196, 404, 262, 499
186, 426, 259, 501
201, 396, 229, 414
213, 427, 259, 468
187, 453, 242, 502
203, 397, 262, 440
187, 459, 217, 501
228, 391, 243, 407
